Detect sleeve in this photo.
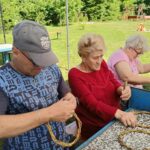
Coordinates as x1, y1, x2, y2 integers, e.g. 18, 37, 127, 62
103, 60, 122, 90
109, 70, 122, 89
0, 88, 9, 114
57, 75, 71, 99
135, 58, 141, 65
68, 69, 119, 121
108, 50, 128, 69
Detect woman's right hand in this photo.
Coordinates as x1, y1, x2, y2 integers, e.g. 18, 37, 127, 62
115, 109, 137, 127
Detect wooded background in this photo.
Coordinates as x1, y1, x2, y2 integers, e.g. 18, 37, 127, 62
1, 0, 150, 30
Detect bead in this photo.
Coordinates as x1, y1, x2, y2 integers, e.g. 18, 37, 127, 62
82, 110, 150, 150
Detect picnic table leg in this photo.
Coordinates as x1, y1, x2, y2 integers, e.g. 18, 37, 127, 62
1, 52, 11, 64
1, 53, 5, 64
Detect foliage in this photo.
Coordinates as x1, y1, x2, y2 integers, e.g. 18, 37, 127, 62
0, 0, 20, 30
0, 0, 150, 30
143, 0, 150, 15
81, 0, 121, 21
68, 0, 83, 22
0, 0, 83, 27
120, 0, 136, 16
45, 0, 83, 25
44, 0, 66, 25
18, 0, 47, 25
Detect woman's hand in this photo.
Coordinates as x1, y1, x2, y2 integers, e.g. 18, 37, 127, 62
115, 109, 137, 127
118, 86, 131, 101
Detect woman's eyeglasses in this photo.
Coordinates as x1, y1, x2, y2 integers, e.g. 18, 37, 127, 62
130, 47, 143, 55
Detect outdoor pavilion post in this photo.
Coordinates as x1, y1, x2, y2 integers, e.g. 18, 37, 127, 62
65, 0, 70, 70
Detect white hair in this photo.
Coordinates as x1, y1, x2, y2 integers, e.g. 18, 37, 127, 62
125, 34, 149, 52
78, 33, 106, 57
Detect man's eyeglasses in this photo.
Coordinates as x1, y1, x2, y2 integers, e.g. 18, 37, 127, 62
21, 51, 38, 66
13, 46, 39, 66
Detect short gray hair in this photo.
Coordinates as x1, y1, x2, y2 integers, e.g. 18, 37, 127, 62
125, 34, 149, 52
78, 33, 106, 57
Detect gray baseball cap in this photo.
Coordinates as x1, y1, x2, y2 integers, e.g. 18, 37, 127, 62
13, 20, 58, 67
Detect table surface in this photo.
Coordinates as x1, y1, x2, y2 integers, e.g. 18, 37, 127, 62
77, 110, 150, 150
0, 44, 12, 52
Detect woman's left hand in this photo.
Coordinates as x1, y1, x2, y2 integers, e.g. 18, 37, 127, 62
120, 86, 131, 101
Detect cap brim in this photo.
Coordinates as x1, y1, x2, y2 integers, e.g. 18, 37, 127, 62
28, 50, 58, 67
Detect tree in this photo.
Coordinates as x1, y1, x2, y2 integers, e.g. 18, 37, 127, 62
120, 0, 136, 16
1, 0, 20, 30
81, 0, 121, 21
142, 0, 150, 15
1, 0, 150, 30
18, 0, 47, 25
45, 0, 83, 25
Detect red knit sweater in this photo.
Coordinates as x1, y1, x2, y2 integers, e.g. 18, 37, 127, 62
68, 60, 121, 139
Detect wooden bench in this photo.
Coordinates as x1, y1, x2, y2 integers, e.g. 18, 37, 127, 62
128, 16, 138, 20
128, 15, 150, 20
144, 16, 150, 19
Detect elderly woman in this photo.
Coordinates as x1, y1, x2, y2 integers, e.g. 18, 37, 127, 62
68, 33, 137, 140
108, 34, 150, 89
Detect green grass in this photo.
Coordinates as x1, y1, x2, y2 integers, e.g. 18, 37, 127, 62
0, 20, 150, 149
1, 20, 150, 79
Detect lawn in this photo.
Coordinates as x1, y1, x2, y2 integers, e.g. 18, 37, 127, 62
0, 20, 150, 149
47, 21, 150, 79
1, 20, 150, 79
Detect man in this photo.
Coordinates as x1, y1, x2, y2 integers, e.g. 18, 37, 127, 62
0, 20, 76, 150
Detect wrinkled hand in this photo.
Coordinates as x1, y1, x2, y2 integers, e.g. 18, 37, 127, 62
120, 86, 131, 101
115, 109, 137, 127
63, 92, 77, 102
48, 92, 77, 122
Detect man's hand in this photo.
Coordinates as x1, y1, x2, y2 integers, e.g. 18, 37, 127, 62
63, 92, 77, 102
47, 93, 77, 122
